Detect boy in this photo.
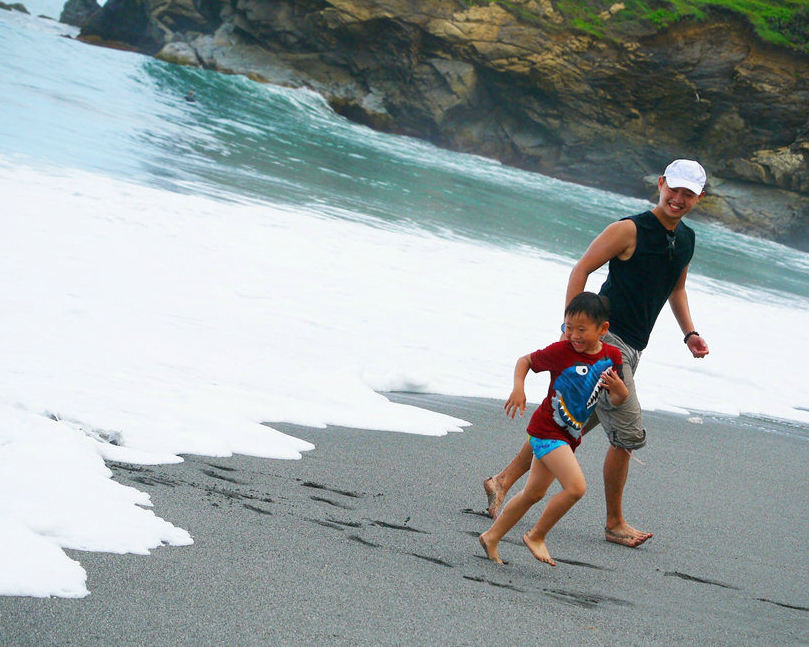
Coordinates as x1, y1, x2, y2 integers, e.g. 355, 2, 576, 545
479, 292, 628, 566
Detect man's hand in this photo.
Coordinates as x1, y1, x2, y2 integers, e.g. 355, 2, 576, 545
687, 334, 709, 358
504, 388, 527, 418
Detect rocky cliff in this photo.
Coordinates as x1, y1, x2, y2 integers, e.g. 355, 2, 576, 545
59, 0, 101, 27
77, 0, 809, 249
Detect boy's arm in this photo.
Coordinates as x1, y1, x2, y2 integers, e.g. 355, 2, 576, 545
668, 265, 709, 358
504, 354, 532, 418
600, 367, 629, 406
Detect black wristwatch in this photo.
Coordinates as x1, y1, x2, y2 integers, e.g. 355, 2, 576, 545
683, 331, 699, 344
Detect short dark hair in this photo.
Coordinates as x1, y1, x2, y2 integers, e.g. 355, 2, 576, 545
565, 292, 610, 326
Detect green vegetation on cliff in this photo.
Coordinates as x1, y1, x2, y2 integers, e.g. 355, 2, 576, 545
606, 0, 809, 51
468, 0, 809, 52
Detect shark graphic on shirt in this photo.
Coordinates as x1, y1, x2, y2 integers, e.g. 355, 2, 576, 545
550, 357, 614, 438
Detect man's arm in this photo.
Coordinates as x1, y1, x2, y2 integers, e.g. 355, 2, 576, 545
565, 220, 636, 306
668, 265, 709, 358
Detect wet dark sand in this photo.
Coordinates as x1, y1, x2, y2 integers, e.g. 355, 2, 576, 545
1, 393, 807, 646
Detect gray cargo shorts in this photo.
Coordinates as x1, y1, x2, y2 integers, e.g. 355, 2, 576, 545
582, 331, 646, 450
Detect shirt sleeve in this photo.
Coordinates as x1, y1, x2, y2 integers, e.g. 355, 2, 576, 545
608, 346, 624, 380
529, 342, 563, 373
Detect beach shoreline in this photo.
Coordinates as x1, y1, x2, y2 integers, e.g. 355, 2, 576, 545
1, 392, 807, 646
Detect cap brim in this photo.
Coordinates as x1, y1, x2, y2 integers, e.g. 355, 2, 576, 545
666, 178, 704, 194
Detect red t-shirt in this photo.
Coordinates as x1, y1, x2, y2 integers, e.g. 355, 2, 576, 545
526, 340, 623, 450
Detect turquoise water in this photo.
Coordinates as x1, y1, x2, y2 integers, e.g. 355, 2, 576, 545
2, 9, 808, 302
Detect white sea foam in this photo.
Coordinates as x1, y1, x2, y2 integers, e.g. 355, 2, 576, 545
1, 158, 808, 598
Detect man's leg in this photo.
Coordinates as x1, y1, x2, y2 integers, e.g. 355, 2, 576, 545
483, 439, 532, 518
603, 445, 652, 546
597, 333, 652, 546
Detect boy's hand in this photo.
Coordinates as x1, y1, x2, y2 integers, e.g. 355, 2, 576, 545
504, 388, 527, 418
600, 367, 628, 405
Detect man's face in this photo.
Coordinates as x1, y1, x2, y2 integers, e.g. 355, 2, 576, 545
656, 177, 703, 219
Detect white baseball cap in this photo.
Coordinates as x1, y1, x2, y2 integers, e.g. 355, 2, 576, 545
663, 159, 706, 194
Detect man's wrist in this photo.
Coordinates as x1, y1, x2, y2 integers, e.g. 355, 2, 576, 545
683, 330, 699, 344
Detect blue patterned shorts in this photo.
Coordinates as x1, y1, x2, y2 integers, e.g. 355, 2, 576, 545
529, 436, 567, 460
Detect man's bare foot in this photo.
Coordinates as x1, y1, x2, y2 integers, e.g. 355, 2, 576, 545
483, 476, 505, 519
522, 533, 556, 566
479, 533, 503, 564
605, 525, 654, 547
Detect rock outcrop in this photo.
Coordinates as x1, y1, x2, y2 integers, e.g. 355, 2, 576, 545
78, 0, 809, 249
60, 0, 101, 27
0, 2, 29, 13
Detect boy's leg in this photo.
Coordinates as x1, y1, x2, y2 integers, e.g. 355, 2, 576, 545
484, 439, 532, 518
480, 457, 554, 564
523, 445, 586, 566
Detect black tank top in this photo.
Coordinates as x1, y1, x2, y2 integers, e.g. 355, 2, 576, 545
599, 211, 695, 350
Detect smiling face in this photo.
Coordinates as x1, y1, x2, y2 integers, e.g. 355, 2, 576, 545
564, 312, 610, 355
653, 177, 704, 224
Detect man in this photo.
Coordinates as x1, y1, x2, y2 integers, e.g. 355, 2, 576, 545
484, 159, 710, 547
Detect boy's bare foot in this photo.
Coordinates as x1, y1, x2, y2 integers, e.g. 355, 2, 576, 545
483, 476, 504, 519
605, 525, 653, 547
522, 533, 556, 566
479, 533, 503, 564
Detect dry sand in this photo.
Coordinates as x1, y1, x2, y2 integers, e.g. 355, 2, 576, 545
1, 393, 807, 646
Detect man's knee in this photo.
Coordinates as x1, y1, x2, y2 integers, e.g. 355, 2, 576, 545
600, 397, 645, 450
610, 424, 646, 451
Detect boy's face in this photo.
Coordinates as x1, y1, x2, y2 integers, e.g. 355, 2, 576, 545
564, 312, 609, 354
655, 177, 704, 220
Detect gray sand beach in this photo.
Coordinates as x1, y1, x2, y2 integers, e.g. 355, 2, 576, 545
1, 393, 807, 646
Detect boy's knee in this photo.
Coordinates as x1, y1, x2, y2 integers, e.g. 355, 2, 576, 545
566, 480, 587, 501
522, 487, 545, 504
